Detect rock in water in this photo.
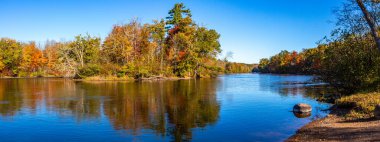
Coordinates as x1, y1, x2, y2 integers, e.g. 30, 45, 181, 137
293, 111, 311, 118
293, 103, 312, 113
375, 105, 380, 119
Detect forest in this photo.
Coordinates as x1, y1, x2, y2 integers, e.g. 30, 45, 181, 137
0, 3, 253, 80
257, 0, 380, 94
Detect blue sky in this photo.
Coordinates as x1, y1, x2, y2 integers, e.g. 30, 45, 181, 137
0, 0, 342, 63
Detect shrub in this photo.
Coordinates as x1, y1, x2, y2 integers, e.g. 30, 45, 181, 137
77, 64, 101, 78
98, 63, 120, 76
320, 35, 380, 94
17, 71, 28, 77
30, 71, 44, 77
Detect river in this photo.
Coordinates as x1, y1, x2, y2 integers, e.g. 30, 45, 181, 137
0, 74, 330, 142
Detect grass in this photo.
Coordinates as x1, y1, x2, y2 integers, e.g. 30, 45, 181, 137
83, 75, 134, 81
336, 92, 380, 119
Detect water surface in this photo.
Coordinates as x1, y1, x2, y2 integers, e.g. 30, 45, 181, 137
0, 74, 330, 141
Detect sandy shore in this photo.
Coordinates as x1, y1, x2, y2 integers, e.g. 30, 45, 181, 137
287, 107, 380, 142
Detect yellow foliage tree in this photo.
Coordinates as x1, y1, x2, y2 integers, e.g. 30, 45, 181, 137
20, 42, 47, 76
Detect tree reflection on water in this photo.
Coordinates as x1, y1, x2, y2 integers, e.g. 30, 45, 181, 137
0, 78, 220, 142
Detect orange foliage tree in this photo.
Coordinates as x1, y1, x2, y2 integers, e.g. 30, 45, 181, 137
20, 42, 47, 76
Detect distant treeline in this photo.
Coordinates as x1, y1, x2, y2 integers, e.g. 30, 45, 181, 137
257, 47, 324, 75
257, 0, 380, 94
0, 3, 253, 79
225, 62, 255, 74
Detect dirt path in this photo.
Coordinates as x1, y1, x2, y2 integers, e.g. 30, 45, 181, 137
287, 109, 380, 142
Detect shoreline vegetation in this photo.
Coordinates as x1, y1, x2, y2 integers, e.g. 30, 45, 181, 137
252, 0, 380, 140
0, 75, 191, 81
0, 71, 258, 81
0, 3, 254, 81
0, 72, 255, 81
254, 0, 380, 109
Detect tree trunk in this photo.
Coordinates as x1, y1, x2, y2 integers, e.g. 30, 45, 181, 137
160, 48, 163, 76
80, 54, 84, 68
356, 0, 380, 51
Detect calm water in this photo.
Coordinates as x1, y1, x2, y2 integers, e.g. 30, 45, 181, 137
0, 74, 330, 142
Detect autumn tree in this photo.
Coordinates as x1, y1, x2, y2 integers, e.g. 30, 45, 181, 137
149, 19, 167, 75
165, 3, 196, 77
103, 20, 150, 59
69, 34, 100, 68
320, 34, 380, 93
0, 38, 22, 76
56, 42, 78, 77
103, 23, 134, 65
44, 40, 68, 76
133, 24, 155, 78
258, 58, 270, 73
103, 20, 158, 78
20, 42, 47, 76
0, 3, 230, 79
192, 27, 222, 77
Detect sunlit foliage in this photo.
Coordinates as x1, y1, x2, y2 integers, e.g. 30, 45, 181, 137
0, 38, 22, 76
257, 0, 380, 94
0, 3, 251, 78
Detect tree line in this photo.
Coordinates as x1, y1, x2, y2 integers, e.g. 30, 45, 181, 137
0, 3, 253, 79
257, 0, 380, 94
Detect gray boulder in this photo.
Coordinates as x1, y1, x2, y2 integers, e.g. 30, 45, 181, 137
375, 105, 380, 119
293, 103, 312, 113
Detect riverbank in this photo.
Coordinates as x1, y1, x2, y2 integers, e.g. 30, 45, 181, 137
0, 75, 194, 81
287, 107, 380, 141
78, 75, 192, 81
287, 92, 380, 141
